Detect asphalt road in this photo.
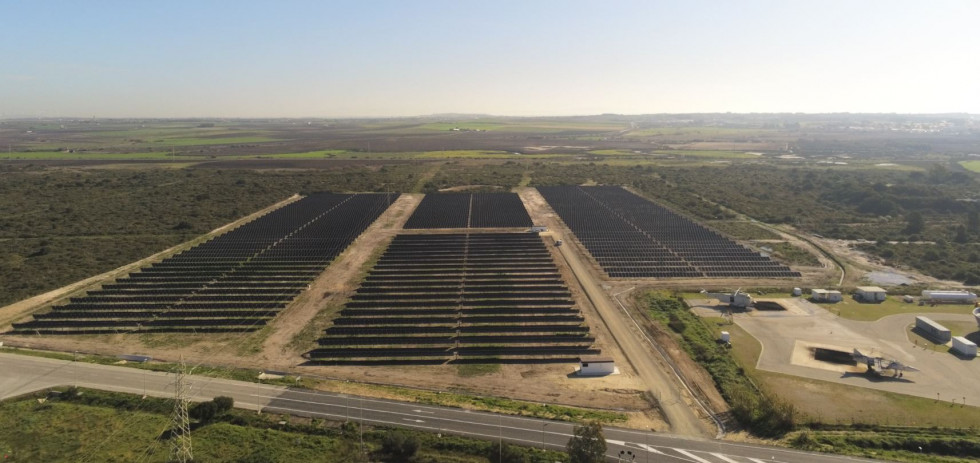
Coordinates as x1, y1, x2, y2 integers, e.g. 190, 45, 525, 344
0, 352, 876, 463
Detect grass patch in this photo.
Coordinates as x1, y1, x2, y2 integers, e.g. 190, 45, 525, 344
456, 363, 501, 377
764, 242, 821, 266
959, 160, 980, 173
651, 149, 758, 159
707, 221, 783, 240
587, 149, 638, 156
818, 297, 978, 322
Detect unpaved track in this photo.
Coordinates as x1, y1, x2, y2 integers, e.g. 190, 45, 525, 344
518, 188, 712, 438
259, 193, 422, 367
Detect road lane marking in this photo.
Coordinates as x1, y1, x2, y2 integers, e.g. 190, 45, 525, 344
403, 418, 425, 423
710, 452, 740, 463
673, 448, 712, 463
632, 443, 667, 455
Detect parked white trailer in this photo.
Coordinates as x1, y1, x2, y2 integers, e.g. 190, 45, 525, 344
952, 336, 978, 358
915, 316, 952, 344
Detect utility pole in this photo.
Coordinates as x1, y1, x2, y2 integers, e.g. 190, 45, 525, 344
168, 358, 193, 463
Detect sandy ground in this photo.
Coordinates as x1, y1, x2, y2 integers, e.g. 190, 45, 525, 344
690, 297, 980, 405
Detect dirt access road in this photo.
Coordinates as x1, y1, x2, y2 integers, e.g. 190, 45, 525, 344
518, 187, 714, 438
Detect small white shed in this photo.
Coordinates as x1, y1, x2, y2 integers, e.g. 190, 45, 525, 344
578, 357, 616, 376
855, 286, 887, 302
811, 289, 843, 303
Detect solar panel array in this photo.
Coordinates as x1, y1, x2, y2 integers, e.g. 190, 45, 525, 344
537, 186, 801, 279
11, 193, 398, 335
403, 193, 533, 229
309, 233, 599, 364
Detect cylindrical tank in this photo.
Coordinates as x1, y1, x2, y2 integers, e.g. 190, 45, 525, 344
921, 290, 978, 303
720, 331, 731, 343
792, 287, 802, 297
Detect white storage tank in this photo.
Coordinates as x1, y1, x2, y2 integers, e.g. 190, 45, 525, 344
952, 336, 977, 358
720, 331, 731, 343
792, 288, 802, 297
921, 290, 978, 304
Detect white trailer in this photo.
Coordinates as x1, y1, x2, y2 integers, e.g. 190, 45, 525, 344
952, 336, 977, 358
915, 316, 952, 344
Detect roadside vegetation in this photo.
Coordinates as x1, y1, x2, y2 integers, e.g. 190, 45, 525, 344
640, 291, 796, 437
1, 347, 626, 424
0, 387, 567, 463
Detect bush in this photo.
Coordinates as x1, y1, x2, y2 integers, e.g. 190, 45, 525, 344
381, 431, 419, 463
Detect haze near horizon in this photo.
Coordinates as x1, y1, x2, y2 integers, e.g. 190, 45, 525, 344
2, 0, 979, 118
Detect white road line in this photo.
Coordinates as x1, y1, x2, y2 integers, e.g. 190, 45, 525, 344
633, 443, 667, 455
673, 448, 713, 463
709, 452, 740, 463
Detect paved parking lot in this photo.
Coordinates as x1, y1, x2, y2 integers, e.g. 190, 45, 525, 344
689, 298, 980, 405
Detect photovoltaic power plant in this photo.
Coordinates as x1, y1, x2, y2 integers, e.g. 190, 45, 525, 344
11, 193, 398, 335
403, 193, 533, 229
309, 233, 599, 364
538, 186, 801, 279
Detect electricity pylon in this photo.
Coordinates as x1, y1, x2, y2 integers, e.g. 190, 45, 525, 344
168, 358, 193, 463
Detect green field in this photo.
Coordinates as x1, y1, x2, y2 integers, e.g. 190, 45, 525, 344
960, 160, 980, 173
417, 120, 624, 133
817, 296, 978, 322
651, 149, 759, 159
625, 126, 775, 138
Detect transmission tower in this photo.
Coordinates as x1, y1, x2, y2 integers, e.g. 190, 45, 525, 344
168, 358, 193, 463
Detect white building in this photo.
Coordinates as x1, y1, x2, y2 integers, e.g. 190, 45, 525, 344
811, 289, 843, 303
952, 336, 977, 358
855, 286, 887, 302
578, 357, 616, 376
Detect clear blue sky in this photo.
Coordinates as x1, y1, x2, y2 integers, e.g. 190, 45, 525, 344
2, 1, 978, 117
